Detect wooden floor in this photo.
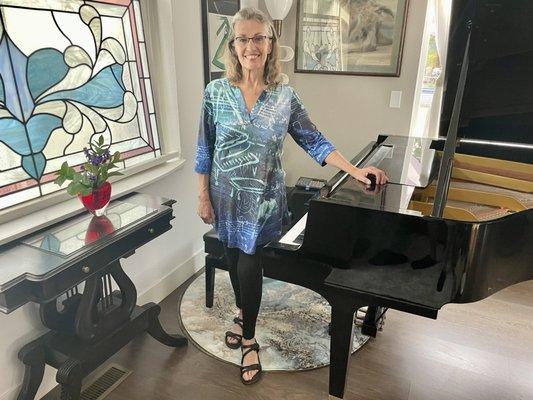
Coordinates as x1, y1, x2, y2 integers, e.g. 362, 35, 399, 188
47, 272, 533, 400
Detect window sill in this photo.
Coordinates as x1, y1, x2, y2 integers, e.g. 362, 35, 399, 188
0, 155, 185, 246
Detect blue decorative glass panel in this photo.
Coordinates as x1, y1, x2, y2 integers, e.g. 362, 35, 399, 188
0, 76, 4, 103
0, 0, 161, 209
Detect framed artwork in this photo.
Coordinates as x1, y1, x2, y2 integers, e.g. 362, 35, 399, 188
201, 0, 240, 85
295, 0, 409, 77
0, 0, 161, 210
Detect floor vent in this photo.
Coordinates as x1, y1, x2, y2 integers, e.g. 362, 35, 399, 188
80, 364, 131, 400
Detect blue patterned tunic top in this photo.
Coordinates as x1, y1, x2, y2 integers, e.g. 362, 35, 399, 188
195, 78, 335, 254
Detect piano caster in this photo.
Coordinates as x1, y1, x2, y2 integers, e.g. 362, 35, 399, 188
378, 314, 386, 332
356, 306, 387, 338
355, 306, 368, 325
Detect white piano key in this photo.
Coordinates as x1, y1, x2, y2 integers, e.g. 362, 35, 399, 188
279, 213, 307, 245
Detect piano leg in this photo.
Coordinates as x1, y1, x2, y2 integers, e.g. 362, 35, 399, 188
328, 300, 357, 399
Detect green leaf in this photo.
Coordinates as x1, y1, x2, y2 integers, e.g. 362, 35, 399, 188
98, 135, 104, 146
54, 175, 66, 186
113, 152, 121, 163
66, 166, 76, 180
100, 171, 108, 185
66, 181, 80, 196
107, 171, 124, 178
80, 186, 92, 196
80, 174, 91, 187
67, 181, 92, 196
60, 162, 68, 175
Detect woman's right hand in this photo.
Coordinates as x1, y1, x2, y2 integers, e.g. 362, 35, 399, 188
198, 196, 215, 224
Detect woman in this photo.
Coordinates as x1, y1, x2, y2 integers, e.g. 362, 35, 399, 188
195, 7, 387, 385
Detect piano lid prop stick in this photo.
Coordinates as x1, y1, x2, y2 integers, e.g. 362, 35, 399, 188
432, 22, 472, 218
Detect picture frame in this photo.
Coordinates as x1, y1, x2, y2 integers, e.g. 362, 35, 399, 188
295, 0, 409, 77
201, 0, 241, 85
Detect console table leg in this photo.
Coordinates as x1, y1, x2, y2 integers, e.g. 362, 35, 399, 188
17, 342, 45, 400
57, 359, 83, 400
146, 303, 188, 347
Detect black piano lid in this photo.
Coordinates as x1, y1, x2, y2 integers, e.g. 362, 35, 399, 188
439, 0, 533, 162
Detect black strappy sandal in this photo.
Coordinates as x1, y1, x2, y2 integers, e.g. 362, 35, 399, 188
240, 341, 262, 385
224, 317, 243, 349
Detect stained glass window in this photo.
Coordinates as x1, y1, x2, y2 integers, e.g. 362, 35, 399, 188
0, 0, 161, 210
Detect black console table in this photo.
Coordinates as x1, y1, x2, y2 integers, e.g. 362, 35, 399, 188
0, 193, 187, 400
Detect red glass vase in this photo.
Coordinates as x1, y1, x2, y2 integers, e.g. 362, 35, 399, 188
85, 215, 115, 245
78, 181, 112, 216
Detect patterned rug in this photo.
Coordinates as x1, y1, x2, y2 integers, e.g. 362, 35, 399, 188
178, 270, 369, 371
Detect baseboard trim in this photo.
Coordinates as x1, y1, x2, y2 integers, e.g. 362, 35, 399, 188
0, 386, 19, 400
137, 248, 205, 305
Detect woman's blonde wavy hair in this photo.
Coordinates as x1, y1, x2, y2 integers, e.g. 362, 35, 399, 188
225, 7, 281, 87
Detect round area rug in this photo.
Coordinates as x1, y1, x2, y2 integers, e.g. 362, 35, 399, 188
178, 270, 369, 371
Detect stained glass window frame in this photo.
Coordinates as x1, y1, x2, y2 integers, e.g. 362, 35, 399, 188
0, 0, 163, 211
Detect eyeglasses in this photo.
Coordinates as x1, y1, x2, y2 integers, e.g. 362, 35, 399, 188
232, 35, 272, 47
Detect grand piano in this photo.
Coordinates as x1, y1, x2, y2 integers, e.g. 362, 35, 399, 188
262, 0, 532, 398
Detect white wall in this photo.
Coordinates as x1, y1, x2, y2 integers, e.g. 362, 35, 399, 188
0, 1, 427, 398
275, 0, 429, 184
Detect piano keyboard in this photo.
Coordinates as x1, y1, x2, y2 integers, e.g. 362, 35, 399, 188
279, 213, 307, 247
278, 155, 365, 248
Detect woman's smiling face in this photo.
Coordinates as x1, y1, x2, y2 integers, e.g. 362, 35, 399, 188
232, 20, 272, 75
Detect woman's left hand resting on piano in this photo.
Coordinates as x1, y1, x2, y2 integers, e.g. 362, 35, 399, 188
324, 150, 388, 186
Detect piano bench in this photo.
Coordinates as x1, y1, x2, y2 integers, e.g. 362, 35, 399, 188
202, 230, 386, 338
203, 229, 228, 308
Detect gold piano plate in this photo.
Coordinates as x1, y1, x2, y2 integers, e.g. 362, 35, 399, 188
410, 153, 533, 222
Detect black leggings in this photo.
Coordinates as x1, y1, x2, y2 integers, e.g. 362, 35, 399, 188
224, 245, 263, 340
